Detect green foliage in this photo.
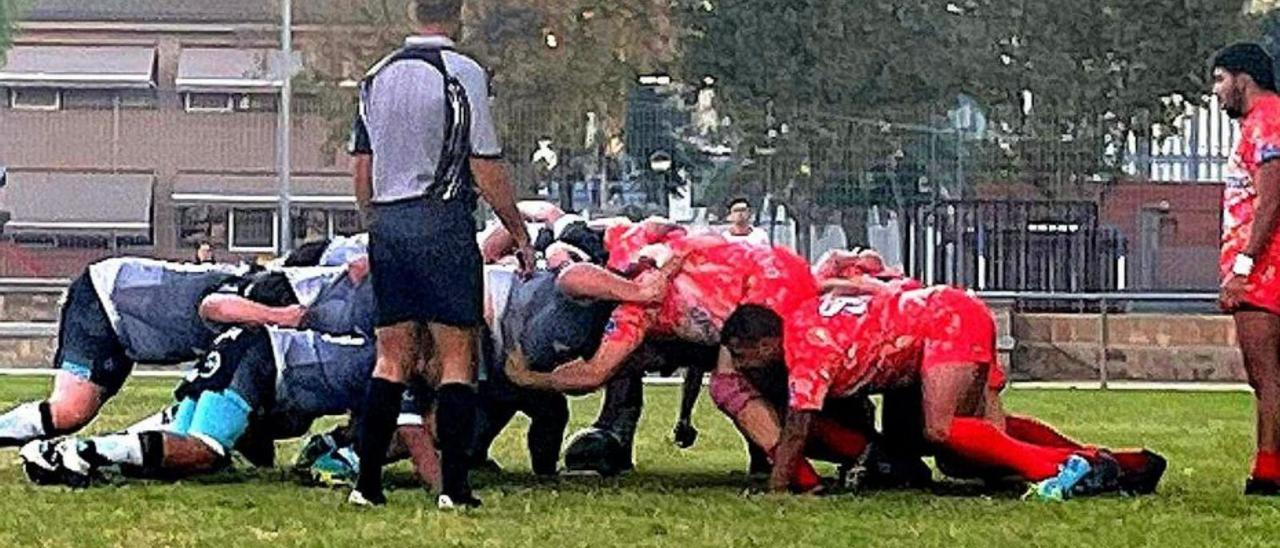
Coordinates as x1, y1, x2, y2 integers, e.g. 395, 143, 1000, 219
678, 0, 1254, 253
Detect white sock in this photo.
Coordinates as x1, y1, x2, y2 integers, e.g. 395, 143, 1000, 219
124, 411, 171, 434
90, 434, 144, 466
0, 402, 45, 442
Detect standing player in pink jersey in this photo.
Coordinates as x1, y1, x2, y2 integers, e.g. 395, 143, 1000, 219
1212, 43, 1280, 496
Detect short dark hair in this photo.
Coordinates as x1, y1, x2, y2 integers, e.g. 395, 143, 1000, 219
413, 0, 464, 26
1212, 42, 1277, 92
283, 239, 331, 268
721, 304, 783, 345
727, 197, 751, 210
558, 221, 609, 265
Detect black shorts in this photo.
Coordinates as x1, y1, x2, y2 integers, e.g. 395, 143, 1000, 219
55, 273, 134, 396
368, 195, 483, 328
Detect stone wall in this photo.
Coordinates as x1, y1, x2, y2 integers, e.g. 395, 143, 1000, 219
0, 289, 1248, 381
1007, 313, 1244, 382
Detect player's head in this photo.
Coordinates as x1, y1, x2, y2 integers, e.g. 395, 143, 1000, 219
1212, 42, 1276, 119
545, 242, 590, 271
283, 239, 331, 268
721, 304, 784, 369
726, 197, 752, 227
410, 0, 463, 30
557, 221, 609, 265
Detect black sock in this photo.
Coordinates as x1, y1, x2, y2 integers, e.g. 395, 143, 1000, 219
38, 401, 58, 436
436, 383, 478, 498
354, 378, 405, 498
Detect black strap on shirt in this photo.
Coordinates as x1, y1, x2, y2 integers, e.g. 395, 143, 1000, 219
358, 46, 474, 203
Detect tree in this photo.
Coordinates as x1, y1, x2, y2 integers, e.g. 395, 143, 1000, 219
0, 0, 26, 61
679, 0, 1253, 257
298, 0, 679, 200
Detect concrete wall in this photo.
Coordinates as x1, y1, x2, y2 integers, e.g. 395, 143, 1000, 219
0, 290, 1248, 381
1007, 312, 1244, 383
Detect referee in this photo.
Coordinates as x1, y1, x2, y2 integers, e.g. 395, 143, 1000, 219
347, 0, 533, 508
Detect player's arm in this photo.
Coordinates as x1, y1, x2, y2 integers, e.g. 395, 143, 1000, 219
348, 111, 374, 220
1245, 161, 1280, 259
198, 294, 305, 328
505, 335, 642, 394
820, 275, 890, 296
397, 423, 441, 492
770, 410, 815, 493
556, 262, 680, 304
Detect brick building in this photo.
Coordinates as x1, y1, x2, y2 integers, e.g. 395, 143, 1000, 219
0, 1, 357, 275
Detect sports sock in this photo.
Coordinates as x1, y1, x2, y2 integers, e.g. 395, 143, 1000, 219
810, 417, 870, 462
87, 433, 144, 466
354, 378, 405, 499
0, 402, 46, 446
436, 383, 478, 498
943, 418, 1077, 481
1253, 451, 1280, 482
1005, 415, 1085, 450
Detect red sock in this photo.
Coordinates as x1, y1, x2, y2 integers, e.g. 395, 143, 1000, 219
1253, 451, 1280, 481
810, 417, 870, 462
769, 448, 823, 491
1005, 415, 1084, 450
944, 418, 1077, 481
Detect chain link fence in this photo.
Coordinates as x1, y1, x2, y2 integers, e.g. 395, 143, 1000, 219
0, 82, 1230, 292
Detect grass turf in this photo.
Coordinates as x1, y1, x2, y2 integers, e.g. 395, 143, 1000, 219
0, 376, 1276, 547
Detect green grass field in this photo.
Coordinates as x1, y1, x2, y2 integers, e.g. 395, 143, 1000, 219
0, 377, 1277, 547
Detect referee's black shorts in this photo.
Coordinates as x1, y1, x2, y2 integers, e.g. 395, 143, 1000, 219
368, 194, 483, 329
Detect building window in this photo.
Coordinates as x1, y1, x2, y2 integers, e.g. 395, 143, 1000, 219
333, 210, 362, 236
184, 92, 234, 113
9, 88, 61, 111
292, 208, 330, 247
229, 208, 277, 252
176, 205, 230, 248
291, 208, 361, 248
118, 90, 159, 109
61, 90, 117, 110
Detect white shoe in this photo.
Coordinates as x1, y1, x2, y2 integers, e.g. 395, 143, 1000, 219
347, 489, 384, 507
19, 440, 58, 484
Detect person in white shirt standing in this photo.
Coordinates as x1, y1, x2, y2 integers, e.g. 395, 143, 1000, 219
721, 197, 770, 246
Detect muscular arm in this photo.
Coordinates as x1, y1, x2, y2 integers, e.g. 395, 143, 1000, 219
819, 276, 890, 296
1245, 161, 1280, 258
507, 336, 643, 394
473, 158, 531, 249
198, 295, 303, 328
770, 410, 815, 492
556, 263, 661, 303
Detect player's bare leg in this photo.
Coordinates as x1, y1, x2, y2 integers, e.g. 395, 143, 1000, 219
1236, 310, 1280, 494
0, 373, 104, 447
920, 363, 1086, 490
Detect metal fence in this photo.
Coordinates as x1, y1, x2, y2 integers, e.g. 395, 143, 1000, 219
0, 84, 1232, 293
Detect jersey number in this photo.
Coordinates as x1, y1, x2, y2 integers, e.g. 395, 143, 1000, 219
819, 295, 871, 318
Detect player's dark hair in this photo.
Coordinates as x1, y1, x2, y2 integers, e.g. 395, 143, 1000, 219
721, 304, 783, 345
727, 197, 752, 210
557, 221, 609, 265
1212, 42, 1277, 92
283, 239, 331, 268
413, 0, 464, 26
